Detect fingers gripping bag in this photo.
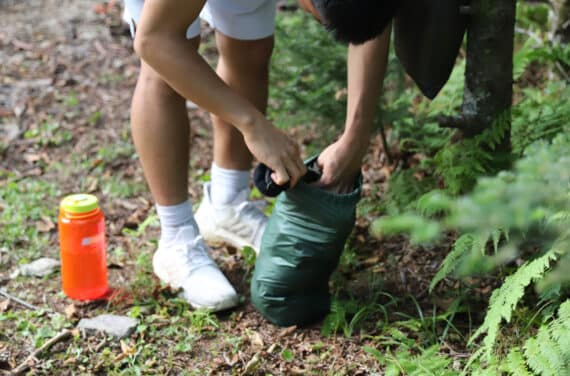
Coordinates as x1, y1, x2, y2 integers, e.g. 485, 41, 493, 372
251, 156, 362, 327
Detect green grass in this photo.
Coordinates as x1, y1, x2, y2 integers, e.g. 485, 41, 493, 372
0, 178, 60, 262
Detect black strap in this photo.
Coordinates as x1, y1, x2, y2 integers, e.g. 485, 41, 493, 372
253, 158, 322, 197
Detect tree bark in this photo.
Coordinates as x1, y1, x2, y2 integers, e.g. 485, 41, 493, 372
553, 0, 570, 43
462, 0, 516, 137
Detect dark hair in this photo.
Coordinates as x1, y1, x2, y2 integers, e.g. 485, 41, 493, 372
312, 0, 400, 44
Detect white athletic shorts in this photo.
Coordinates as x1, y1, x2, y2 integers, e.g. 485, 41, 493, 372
122, 0, 277, 40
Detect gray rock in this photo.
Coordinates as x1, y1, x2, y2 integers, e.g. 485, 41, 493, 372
77, 314, 138, 339
19, 257, 60, 277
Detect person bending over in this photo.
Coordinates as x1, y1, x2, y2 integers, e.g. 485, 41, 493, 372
122, 0, 398, 311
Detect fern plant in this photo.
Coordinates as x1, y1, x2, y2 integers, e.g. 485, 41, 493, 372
373, 133, 570, 373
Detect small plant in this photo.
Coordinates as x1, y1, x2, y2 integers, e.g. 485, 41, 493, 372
24, 120, 73, 147
321, 298, 386, 337
185, 309, 219, 333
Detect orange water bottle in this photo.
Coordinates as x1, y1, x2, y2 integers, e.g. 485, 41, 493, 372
58, 194, 108, 300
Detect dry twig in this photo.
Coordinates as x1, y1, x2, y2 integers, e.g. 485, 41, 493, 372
0, 289, 42, 311
10, 330, 73, 375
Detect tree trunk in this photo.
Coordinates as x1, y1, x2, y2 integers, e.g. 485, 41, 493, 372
440, 0, 516, 170
463, 0, 516, 134
553, 0, 570, 43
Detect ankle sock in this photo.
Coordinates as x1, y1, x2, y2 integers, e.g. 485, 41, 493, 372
155, 199, 198, 244
210, 163, 250, 206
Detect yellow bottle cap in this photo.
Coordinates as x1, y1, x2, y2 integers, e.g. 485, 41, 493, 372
60, 194, 99, 213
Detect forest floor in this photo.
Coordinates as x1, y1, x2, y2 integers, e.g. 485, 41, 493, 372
0, 1, 492, 374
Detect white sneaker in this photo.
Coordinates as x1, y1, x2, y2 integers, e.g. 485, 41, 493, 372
152, 225, 239, 311
195, 183, 268, 254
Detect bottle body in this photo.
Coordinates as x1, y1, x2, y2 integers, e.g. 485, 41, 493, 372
58, 196, 108, 300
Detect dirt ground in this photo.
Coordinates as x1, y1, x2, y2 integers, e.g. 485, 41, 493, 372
0, 1, 483, 374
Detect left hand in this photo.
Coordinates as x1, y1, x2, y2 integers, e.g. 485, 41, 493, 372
316, 135, 367, 194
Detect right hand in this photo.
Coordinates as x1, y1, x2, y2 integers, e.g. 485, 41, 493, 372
243, 120, 306, 187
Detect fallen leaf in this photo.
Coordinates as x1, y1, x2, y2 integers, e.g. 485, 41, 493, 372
362, 256, 380, 267
23, 153, 42, 163
241, 352, 261, 375
267, 343, 278, 354
36, 215, 55, 232
0, 299, 10, 312
247, 330, 264, 349
120, 340, 136, 356
117, 199, 138, 211
278, 325, 297, 338
0, 107, 13, 117
289, 367, 306, 375
64, 303, 78, 319
63, 357, 77, 366
86, 177, 99, 193
222, 352, 238, 367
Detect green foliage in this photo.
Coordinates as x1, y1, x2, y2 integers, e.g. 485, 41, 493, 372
433, 112, 511, 195
100, 174, 145, 199
371, 213, 441, 245
364, 339, 458, 376
429, 233, 476, 292
469, 250, 558, 360
499, 300, 570, 376
0, 178, 60, 260
374, 133, 570, 372
269, 11, 347, 131
512, 84, 570, 156
380, 169, 438, 215
321, 299, 382, 337
24, 120, 73, 147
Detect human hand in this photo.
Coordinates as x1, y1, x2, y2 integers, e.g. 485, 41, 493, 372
316, 135, 367, 194
243, 120, 306, 187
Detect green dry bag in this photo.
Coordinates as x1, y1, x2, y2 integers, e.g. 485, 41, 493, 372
251, 157, 362, 327
394, 0, 467, 99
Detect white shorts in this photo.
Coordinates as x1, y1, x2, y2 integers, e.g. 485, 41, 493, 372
122, 0, 277, 40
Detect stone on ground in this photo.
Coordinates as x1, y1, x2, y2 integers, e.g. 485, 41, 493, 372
77, 314, 138, 339
19, 257, 60, 277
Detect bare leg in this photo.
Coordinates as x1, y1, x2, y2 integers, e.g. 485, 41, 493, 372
130, 37, 200, 205
211, 32, 274, 170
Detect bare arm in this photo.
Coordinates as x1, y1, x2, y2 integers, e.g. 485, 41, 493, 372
317, 26, 391, 193
134, 0, 305, 185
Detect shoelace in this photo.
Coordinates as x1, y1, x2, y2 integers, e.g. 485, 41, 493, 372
174, 236, 213, 275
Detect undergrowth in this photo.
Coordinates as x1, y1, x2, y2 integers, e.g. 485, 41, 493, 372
279, 1, 570, 374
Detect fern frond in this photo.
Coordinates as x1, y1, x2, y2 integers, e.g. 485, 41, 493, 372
504, 347, 532, 376
550, 300, 570, 365
430, 233, 474, 292
416, 190, 453, 217
513, 38, 536, 80
469, 250, 558, 360
523, 325, 564, 375
491, 229, 503, 254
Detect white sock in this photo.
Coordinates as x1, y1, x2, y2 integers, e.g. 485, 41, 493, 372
155, 199, 198, 244
210, 163, 250, 206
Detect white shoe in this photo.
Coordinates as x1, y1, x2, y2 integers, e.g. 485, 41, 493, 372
195, 183, 268, 254
152, 225, 239, 311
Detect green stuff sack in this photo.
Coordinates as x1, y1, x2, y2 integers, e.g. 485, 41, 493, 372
251, 159, 361, 327
394, 0, 467, 99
